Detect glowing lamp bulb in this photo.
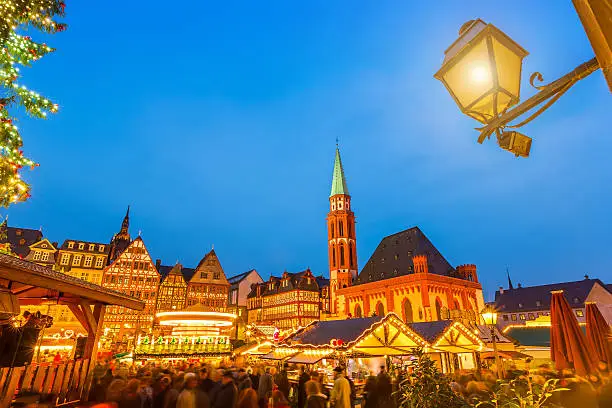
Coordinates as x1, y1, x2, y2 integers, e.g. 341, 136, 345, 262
470, 64, 490, 84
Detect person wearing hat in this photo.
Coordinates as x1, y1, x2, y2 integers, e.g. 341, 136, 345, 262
330, 367, 351, 408
211, 370, 237, 408
177, 373, 209, 408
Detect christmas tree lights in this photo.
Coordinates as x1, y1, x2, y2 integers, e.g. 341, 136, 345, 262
0, 0, 65, 206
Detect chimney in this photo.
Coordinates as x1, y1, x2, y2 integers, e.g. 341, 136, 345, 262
412, 254, 428, 274
155, 259, 162, 269
499, 286, 504, 294
518, 283, 522, 289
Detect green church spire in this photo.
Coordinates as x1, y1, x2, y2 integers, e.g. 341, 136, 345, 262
330, 147, 349, 197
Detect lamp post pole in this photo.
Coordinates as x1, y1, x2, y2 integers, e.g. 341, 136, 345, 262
490, 324, 503, 379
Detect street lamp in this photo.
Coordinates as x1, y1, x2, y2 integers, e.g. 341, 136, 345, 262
480, 305, 503, 379
435, 19, 601, 158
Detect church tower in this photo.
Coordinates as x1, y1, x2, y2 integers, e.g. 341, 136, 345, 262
327, 147, 358, 314
108, 205, 131, 264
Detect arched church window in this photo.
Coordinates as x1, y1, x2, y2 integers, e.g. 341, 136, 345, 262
349, 243, 354, 268
376, 302, 385, 317
339, 221, 344, 236
331, 223, 335, 238
354, 304, 362, 318
331, 245, 336, 267
403, 298, 413, 323
340, 245, 345, 266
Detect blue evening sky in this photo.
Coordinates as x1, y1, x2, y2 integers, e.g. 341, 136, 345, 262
5, 1, 611, 300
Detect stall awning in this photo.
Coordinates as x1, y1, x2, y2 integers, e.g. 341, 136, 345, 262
260, 350, 297, 361
481, 350, 533, 360
287, 351, 331, 364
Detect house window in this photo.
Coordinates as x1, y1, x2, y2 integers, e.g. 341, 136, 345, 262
72, 255, 82, 266
527, 313, 535, 320
394, 254, 399, 260
41, 252, 49, 261
213, 272, 220, 280
519, 314, 526, 320
511, 314, 517, 321
201, 272, 208, 279
78, 243, 85, 250
60, 253, 70, 265
502, 314, 509, 321
99, 245, 105, 252
67, 241, 74, 249
88, 244, 95, 251
576, 309, 584, 317
33, 251, 41, 260
95, 257, 104, 268
84, 256, 93, 267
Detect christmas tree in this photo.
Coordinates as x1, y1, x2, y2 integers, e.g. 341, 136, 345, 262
0, 0, 66, 207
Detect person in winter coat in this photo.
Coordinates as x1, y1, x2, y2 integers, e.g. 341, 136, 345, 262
273, 370, 290, 404
237, 388, 259, 408
297, 366, 310, 408
119, 379, 144, 408
237, 368, 253, 393
362, 375, 378, 408
177, 373, 210, 408
305, 380, 327, 408
330, 367, 351, 408
211, 371, 237, 408
257, 367, 274, 408
198, 368, 216, 395
271, 390, 290, 408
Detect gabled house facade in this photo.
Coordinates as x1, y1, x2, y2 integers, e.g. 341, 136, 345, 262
186, 249, 230, 309
101, 237, 161, 340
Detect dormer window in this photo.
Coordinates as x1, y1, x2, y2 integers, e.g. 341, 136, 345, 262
535, 300, 542, 307
88, 244, 95, 251
518, 303, 523, 308
99, 245, 105, 252
68, 241, 74, 249
16, 230, 22, 236
78, 243, 85, 250
572, 297, 580, 304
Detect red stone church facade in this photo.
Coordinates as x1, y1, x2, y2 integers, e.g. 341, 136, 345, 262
329, 148, 485, 323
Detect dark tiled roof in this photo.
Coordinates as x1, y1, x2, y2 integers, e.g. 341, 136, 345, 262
246, 283, 259, 299
283, 316, 383, 346
228, 270, 254, 285
355, 227, 455, 285
0, 226, 43, 257
407, 320, 453, 343
316, 276, 330, 289
182, 267, 196, 282
158, 265, 174, 279
494, 279, 608, 313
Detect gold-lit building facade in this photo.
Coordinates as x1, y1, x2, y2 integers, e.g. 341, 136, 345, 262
55, 239, 109, 285
186, 250, 230, 309
101, 237, 161, 340
156, 263, 189, 312
247, 269, 327, 330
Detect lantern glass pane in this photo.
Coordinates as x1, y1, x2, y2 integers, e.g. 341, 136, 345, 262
493, 37, 523, 101
442, 38, 494, 111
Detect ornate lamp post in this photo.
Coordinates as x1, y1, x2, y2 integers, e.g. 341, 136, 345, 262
481, 305, 503, 379
435, 19, 601, 157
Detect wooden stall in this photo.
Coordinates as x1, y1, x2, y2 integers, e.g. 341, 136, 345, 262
0, 254, 144, 407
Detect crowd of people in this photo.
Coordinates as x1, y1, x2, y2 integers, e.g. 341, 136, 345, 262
89, 360, 397, 408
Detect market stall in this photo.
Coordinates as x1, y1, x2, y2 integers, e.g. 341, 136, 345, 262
133, 307, 236, 363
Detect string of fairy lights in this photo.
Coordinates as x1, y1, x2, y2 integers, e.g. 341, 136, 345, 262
0, 0, 65, 206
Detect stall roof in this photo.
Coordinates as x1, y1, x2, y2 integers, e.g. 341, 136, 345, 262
287, 351, 332, 365
261, 349, 298, 361
504, 326, 551, 347
283, 316, 384, 346
0, 253, 144, 310
408, 321, 454, 343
